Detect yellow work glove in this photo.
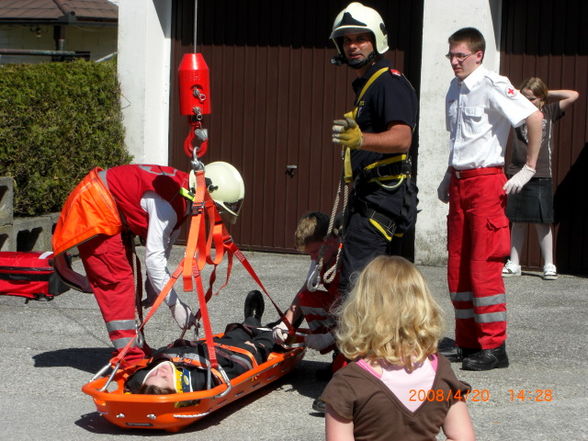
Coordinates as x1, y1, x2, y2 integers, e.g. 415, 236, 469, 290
332, 112, 363, 149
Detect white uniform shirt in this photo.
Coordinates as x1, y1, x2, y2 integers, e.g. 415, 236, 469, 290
445, 65, 537, 170
140, 191, 182, 306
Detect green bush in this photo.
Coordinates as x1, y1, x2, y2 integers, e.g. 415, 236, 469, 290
0, 59, 132, 216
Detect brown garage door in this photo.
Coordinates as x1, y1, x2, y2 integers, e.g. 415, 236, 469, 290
169, 0, 423, 257
500, 0, 588, 275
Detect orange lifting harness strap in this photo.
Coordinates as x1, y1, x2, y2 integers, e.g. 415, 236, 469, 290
182, 169, 218, 367
111, 168, 291, 370
192, 192, 290, 330
214, 342, 258, 368
167, 355, 225, 385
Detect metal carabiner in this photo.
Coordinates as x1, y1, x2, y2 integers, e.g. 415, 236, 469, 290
305, 262, 322, 292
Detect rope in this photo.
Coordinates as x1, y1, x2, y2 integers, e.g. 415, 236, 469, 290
322, 178, 348, 285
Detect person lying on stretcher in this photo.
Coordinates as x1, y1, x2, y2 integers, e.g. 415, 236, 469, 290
125, 290, 273, 394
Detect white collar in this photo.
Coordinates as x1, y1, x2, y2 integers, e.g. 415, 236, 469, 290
460, 64, 487, 91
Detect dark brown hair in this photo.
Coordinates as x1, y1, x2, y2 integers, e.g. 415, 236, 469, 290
448, 27, 486, 54
138, 383, 175, 395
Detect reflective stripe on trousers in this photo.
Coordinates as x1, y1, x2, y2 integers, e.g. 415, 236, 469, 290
79, 233, 146, 361
450, 291, 507, 323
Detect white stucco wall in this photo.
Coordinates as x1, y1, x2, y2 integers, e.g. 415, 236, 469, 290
117, 0, 171, 164
415, 0, 502, 266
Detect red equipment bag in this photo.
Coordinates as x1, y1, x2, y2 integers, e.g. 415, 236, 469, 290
0, 251, 69, 300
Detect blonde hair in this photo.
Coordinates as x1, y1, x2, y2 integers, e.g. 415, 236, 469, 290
294, 211, 329, 251
335, 255, 443, 371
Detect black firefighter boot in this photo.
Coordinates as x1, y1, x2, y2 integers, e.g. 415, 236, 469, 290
462, 343, 509, 371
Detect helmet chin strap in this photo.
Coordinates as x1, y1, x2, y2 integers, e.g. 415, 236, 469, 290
331, 51, 377, 69
346, 50, 377, 69
330, 53, 346, 66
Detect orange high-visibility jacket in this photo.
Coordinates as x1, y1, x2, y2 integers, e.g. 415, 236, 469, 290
52, 168, 122, 256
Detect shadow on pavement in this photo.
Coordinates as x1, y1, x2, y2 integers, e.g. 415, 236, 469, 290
286, 360, 331, 399
75, 412, 130, 436
33, 347, 113, 374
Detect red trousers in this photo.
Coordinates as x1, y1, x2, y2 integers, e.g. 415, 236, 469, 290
447, 168, 510, 349
78, 233, 146, 361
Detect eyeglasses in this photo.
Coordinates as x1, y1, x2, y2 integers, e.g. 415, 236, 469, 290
445, 52, 474, 62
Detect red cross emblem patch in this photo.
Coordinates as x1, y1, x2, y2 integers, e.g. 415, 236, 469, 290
505, 87, 517, 98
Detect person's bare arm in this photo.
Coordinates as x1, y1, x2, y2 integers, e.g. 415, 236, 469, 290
547, 89, 579, 111
325, 405, 355, 441
442, 401, 476, 441
523, 110, 543, 169
361, 122, 413, 153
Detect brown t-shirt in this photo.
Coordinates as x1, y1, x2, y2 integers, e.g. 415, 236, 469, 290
507, 102, 564, 178
321, 354, 471, 441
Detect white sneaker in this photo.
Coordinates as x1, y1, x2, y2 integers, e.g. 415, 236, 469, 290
502, 260, 521, 277
543, 264, 558, 280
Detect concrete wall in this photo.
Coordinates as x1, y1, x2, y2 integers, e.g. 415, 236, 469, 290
0, 24, 116, 64
414, 0, 502, 266
117, 0, 171, 164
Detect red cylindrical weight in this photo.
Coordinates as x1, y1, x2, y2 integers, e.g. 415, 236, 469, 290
178, 53, 211, 116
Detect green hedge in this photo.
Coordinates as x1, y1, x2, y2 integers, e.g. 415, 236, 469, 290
0, 59, 132, 216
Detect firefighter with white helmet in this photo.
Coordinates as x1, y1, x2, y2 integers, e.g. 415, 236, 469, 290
307, 2, 419, 415
329, 2, 419, 300
330, 1, 388, 67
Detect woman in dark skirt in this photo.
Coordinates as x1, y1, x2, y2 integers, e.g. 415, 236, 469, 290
503, 77, 579, 280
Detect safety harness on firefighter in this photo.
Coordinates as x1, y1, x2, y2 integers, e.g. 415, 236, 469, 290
349, 67, 414, 240
308, 67, 413, 291
343, 67, 413, 188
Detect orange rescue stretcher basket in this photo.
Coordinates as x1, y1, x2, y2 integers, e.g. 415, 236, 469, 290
81, 166, 305, 432
82, 343, 305, 432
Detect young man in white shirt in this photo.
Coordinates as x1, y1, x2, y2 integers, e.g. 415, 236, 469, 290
437, 27, 543, 371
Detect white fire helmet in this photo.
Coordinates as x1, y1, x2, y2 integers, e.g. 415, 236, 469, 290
330, 2, 389, 62
205, 161, 245, 224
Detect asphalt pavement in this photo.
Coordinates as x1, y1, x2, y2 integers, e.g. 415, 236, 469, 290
0, 247, 586, 441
